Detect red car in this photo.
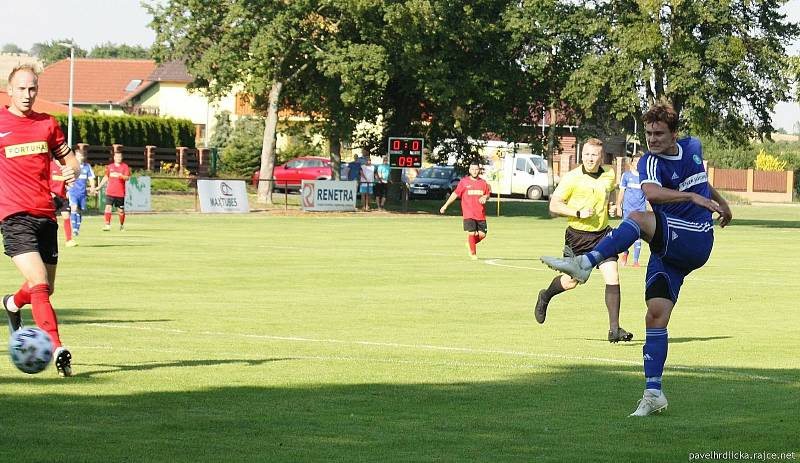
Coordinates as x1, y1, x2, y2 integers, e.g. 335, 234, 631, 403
252, 156, 333, 190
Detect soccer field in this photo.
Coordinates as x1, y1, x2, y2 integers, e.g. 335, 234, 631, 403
0, 203, 798, 462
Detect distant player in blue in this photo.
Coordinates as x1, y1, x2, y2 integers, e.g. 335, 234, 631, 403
67, 149, 96, 239
540, 103, 732, 417
616, 153, 647, 267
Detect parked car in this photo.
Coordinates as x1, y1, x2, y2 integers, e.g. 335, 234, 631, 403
252, 156, 333, 190
408, 166, 461, 199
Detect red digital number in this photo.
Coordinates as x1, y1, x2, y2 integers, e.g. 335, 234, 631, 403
392, 140, 401, 150
411, 140, 420, 151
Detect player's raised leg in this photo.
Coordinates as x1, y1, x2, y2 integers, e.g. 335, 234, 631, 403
541, 211, 656, 283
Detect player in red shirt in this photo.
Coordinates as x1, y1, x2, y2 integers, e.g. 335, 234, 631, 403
439, 162, 492, 260
50, 159, 76, 247
1, 64, 80, 376
96, 151, 130, 231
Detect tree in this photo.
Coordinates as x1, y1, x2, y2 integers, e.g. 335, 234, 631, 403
376, 0, 527, 166
219, 117, 265, 176
89, 42, 151, 59
30, 40, 87, 66
505, 0, 598, 189
1, 43, 26, 54
563, 0, 799, 144
149, 0, 370, 203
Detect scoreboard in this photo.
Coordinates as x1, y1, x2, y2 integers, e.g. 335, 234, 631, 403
387, 137, 424, 168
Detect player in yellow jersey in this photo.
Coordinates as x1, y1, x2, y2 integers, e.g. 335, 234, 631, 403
534, 138, 633, 342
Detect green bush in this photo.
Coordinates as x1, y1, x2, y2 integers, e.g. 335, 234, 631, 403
218, 117, 265, 176
150, 177, 191, 192
54, 114, 195, 148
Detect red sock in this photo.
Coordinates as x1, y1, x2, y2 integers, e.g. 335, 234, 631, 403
29, 284, 62, 348
63, 218, 73, 240
475, 234, 484, 244
13, 282, 32, 308
468, 235, 477, 255
119, 212, 125, 226
104, 212, 111, 224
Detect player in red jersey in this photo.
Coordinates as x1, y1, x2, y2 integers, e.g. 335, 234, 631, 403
96, 151, 130, 231
1, 64, 79, 376
49, 159, 76, 247
439, 162, 492, 260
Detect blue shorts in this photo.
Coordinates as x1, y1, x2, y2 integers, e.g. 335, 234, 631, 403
359, 183, 373, 194
646, 211, 714, 303
68, 190, 87, 210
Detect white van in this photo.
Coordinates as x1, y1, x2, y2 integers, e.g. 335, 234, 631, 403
483, 152, 553, 200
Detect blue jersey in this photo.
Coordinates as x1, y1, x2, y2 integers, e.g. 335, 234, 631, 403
68, 163, 95, 196
619, 170, 646, 212
637, 137, 712, 224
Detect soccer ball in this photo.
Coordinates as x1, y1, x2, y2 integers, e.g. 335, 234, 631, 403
9, 328, 53, 374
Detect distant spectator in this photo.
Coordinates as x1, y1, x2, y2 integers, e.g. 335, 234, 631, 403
359, 156, 375, 211
346, 153, 361, 182
374, 156, 391, 210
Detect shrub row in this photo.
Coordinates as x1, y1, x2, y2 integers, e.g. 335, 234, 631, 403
54, 114, 195, 148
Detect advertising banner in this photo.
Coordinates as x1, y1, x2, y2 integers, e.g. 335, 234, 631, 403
301, 180, 357, 212
197, 180, 250, 213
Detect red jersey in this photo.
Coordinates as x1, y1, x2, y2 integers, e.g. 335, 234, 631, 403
0, 106, 69, 220
49, 160, 67, 197
454, 175, 491, 220
105, 162, 130, 198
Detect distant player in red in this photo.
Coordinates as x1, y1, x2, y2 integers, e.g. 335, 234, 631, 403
439, 162, 491, 260
49, 159, 76, 247
1, 64, 79, 376
96, 151, 130, 231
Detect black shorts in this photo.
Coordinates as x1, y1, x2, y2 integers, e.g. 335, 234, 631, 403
1, 214, 59, 265
463, 219, 488, 233
105, 195, 125, 209
53, 195, 70, 214
564, 226, 617, 266
374, 182, 387, 197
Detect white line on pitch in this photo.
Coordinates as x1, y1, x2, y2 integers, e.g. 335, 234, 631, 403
83, 323, 792, 383
484, 259, 546, 270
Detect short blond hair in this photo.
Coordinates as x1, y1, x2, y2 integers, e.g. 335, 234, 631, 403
8, 64, 40, 84
584, 137, 603, 148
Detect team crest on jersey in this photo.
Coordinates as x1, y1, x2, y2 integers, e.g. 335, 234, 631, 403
693, 154, 702, 165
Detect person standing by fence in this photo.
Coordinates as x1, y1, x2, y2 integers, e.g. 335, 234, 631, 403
616, 154, 647, 266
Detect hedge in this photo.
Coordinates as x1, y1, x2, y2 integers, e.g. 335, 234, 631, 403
54, 114, 195, 148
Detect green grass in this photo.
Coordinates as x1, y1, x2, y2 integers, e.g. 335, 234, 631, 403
0, 204, 798, 462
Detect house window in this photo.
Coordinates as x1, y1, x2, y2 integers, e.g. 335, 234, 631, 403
125, 79, 143, 92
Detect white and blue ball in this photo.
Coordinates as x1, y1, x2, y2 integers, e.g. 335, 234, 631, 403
9, 328, 53, 374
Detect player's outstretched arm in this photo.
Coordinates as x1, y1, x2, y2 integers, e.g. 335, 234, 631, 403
440, 191, 459, 214
708, 186, 732, 228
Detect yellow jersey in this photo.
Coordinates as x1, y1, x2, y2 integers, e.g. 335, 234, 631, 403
552, 165, 616, 232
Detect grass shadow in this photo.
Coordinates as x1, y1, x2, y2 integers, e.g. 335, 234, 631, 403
0, 363, 795, 462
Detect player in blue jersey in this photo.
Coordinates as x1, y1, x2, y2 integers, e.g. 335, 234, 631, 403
616, 153, 647, 267
540, 103, 732, 417
67, 149, 97, 241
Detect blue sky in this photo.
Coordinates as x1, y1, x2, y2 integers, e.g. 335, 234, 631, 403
1, 0, 798, 131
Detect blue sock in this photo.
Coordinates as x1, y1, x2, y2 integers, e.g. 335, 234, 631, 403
586, 219, 641, 266
643, 328, 668, 390
633, 239, 642, 263
70, 212, 79, 233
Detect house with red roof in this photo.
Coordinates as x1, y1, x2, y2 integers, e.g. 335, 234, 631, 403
37, 58, 156, 114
